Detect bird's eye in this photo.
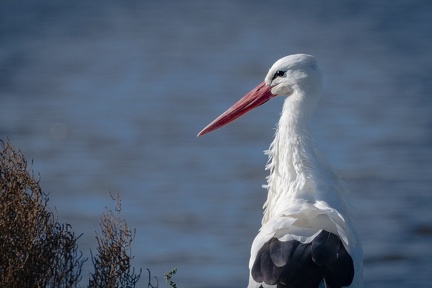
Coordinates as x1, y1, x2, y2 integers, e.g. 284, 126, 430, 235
272, 70, 285, 80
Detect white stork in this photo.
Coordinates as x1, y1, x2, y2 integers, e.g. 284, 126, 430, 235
198, 54, 363, 288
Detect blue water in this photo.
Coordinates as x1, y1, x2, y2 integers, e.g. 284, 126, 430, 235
1, 1, 431, 287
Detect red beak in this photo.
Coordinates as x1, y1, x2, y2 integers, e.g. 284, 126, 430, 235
197, 81, 274, 137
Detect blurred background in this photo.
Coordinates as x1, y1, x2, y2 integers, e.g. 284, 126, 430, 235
1, 0, 431, 287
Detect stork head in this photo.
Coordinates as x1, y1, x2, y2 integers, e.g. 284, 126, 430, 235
198, 54, 322, 136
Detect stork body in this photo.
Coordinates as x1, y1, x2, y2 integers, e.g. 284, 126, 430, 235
198, 54, 363, 288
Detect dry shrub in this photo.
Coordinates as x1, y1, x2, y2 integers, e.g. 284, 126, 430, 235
89, 193, 141, 287
0, 140, 84, 287
0, 140, 176, 287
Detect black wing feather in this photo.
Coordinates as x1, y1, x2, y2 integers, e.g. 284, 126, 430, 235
251, 230, 354, 288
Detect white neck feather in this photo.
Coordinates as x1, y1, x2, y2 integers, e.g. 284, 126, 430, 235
262, 93, 348, 224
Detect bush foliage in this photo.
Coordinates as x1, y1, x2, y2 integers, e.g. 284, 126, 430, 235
0, 140, 84, 287
89, 194, 141, 287
0, 140, 176, 288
